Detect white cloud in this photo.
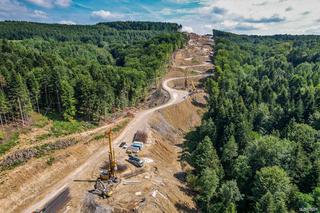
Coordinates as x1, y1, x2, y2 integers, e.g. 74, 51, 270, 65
167, 0, 320, 35
25, 0, 71, 8
91, 10, 122, 20
0, 0, 48, 20
33, 10, 48, 18
26, 0, 52, 8
159, 8, 173, 15
0, 0, 28, 13
59, 20, 76, 25
55, 0, 71, 7
168, 0, 196, 3
182, 26, 193, 32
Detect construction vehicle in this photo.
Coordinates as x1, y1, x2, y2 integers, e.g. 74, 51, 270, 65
89, 179, 113, 198
100, 129, 118, 182
90, 129, 120, 199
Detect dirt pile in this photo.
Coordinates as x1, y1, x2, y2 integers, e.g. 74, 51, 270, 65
146, 88, 170, 108
81, 193, 113, 213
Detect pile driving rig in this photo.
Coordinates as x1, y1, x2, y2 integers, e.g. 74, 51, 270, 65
90, 129, 120, 198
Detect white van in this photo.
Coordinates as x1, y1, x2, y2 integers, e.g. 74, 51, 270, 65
133, 141, 144, 149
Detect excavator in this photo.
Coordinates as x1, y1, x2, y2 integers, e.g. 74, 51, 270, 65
90, 129, 119, 198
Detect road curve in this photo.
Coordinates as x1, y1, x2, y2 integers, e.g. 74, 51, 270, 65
24, 72, 213, 213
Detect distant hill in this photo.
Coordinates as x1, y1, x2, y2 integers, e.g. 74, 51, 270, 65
98, 21, 182, 31
0, 21, 181, 44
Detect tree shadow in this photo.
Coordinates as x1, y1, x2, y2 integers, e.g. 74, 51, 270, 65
175, 202, 197, 213
174, 171, 187, 182
175, 143, 184, 148
178, 185, 197, 197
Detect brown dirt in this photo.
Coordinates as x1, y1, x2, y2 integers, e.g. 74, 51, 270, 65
0, 118, 130, 213
88, 95, 204, 213
160, 97, 205, 132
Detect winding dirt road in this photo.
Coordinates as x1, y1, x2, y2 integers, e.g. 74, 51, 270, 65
24, 72, 213, 213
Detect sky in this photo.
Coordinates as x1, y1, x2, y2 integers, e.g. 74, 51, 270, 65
1, 0, 320, 35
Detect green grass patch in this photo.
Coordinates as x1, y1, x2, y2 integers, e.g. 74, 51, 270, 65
191, 58, 200, 64
50, 120, 95, 137
0, 130, 5, 140
35, 133, 51, 141
0, 133, 19, 156
112, 119, 129, 133
191, 70, 199, 75
31, 112, 49, 128
94, 134, 105, 141
46, 156, 55, 166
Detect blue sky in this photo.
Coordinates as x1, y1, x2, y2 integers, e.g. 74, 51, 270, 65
1, 0, 320, 35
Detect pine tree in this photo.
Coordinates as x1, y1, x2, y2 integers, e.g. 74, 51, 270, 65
9, 73, 32, 124
60, 79, 76, 121
222, 136, 238, 177
191, 136, 223, 178
0, 90, 9, 126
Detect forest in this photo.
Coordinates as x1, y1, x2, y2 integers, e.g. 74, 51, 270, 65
0, 21, 186, 124
186, 30, 320, 212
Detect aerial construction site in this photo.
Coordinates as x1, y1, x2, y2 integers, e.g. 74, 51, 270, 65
0, 34, 214, 213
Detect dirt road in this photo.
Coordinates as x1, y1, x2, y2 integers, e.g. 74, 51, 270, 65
24, 65, 213, 212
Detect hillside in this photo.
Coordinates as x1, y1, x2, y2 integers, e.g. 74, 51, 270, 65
185, 30, 320, 212
0, 21, 186, 157
0, 21, 181, 43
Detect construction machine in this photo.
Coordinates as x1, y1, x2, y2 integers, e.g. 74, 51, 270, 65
90, 129, 119, 198
100, 129, 118, 182
90, 179, 113, 198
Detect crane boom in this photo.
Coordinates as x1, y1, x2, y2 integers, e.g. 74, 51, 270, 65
106, 129, 117, 179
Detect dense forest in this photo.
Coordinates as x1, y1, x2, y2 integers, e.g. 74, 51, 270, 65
186, 30, 320, 212
0, 21, 181, 45
0, 21, 186, 124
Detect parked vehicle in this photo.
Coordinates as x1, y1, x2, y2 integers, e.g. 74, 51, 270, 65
127, 155, 144, 167
133, 141, 144, 149
126, 146, 140, 154
131, 143, 142, 150
119, 142, 126, 148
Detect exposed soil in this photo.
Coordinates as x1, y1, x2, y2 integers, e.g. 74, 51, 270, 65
0, 119, 130, 213
78, 93, 206, 213
69, 33, 213, 213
